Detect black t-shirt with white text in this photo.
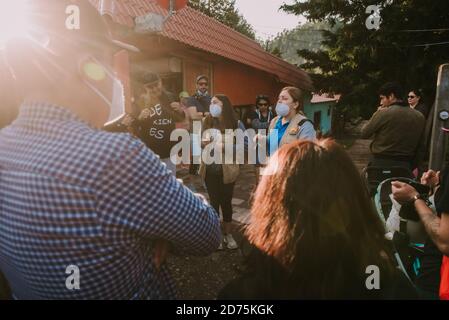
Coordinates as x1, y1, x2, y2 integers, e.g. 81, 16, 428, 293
135, 91, 178, 159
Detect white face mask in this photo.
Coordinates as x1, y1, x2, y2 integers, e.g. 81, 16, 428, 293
210, 104, 222, 118
80, 57, 125, 125
108, 79, 126, 123
275, 103, 290, 117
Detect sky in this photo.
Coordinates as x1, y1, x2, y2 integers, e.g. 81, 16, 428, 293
234, 0, 306, 41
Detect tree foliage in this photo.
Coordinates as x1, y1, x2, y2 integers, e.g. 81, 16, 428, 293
266, 21, 339, 67
188, 0, 256, 39
282, 0, 449, 118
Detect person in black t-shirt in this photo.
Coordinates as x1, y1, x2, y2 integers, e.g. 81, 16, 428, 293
393, 168, 449, 299
122, 72, 185, 175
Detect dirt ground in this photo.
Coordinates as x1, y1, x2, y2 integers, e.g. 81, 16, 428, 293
168, 166, 255, 300
167, 239, 246, 300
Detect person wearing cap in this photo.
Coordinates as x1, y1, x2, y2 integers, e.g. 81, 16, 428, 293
124, 72, 186, 175
176, 91, 191, 130
186, 75, 212, 117
0, 0, 220, 300
185, 75, 212, 175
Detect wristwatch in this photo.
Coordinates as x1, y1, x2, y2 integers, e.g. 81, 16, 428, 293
411, 194, 423, 203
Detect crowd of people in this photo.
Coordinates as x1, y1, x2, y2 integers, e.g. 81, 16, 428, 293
0, 0, 448, 301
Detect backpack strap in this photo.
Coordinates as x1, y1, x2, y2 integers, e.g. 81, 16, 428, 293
298, 118, 314, 127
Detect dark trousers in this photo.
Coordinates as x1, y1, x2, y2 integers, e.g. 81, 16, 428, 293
205, 172, 235, 223
369, 156, 413, 172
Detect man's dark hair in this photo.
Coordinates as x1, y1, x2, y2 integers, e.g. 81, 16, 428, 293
409, 88, 423, 99
379, 82, 404, 100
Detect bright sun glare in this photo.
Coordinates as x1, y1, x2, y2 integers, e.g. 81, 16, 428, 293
0, 0, 31, 45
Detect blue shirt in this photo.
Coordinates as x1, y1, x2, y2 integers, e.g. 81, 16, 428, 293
268, 117, 316, 155
0, 102, 221, 299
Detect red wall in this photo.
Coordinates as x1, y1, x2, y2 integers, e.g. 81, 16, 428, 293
213, 60, 285, 106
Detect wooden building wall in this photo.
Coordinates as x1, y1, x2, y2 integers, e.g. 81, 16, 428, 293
213, 59, 285, 107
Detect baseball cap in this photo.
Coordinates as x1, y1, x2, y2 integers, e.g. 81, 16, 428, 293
179, 91, 190, 99
196, 75, 209, 83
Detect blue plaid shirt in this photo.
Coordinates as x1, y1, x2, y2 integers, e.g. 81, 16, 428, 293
0, 102, 221, 299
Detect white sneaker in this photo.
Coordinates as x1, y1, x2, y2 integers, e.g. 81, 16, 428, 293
224, 234, 238, 250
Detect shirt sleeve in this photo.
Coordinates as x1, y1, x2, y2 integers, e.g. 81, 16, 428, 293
185, 97, 198, 109
297, 121, 316, 141
95, 137, 221, 256
361, 110, 383, 139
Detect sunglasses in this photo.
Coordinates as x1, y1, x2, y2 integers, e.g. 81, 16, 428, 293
198, 82, 208, 86
258, 103, 269, 107
408, 95, 417, 99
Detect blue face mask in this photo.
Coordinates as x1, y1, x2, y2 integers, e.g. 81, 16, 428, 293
275, 103, 290, 117
210, 104, 222, 118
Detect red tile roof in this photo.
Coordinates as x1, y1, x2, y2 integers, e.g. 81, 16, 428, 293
90, 0, 313, 90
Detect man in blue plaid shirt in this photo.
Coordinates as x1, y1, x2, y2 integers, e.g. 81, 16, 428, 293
0, 0, 221, 299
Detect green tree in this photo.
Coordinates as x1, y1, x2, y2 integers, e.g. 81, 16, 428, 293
189, 0, 256, 39
266, 21, 339, 66
282, 0, 449, 118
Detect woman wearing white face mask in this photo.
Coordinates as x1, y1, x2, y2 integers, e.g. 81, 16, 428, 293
267, 87, 316, 156
199, 95, 246, 250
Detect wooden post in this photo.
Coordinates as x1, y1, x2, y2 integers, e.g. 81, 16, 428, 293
429, 64, 449, 171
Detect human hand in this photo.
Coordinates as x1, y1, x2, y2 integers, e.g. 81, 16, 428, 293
121, 114, 135, 127
421, 170, 440, 189
391, 181, 419, 204
171, 102, 182, 113
153, 239, 170, 271
138, 108, 151, 121
201, 138, 212, 149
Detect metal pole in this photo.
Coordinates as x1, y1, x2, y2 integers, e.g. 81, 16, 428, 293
429, 64, 449, 171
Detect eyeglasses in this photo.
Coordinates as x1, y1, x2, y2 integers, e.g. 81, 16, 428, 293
408, 95, 417, 99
